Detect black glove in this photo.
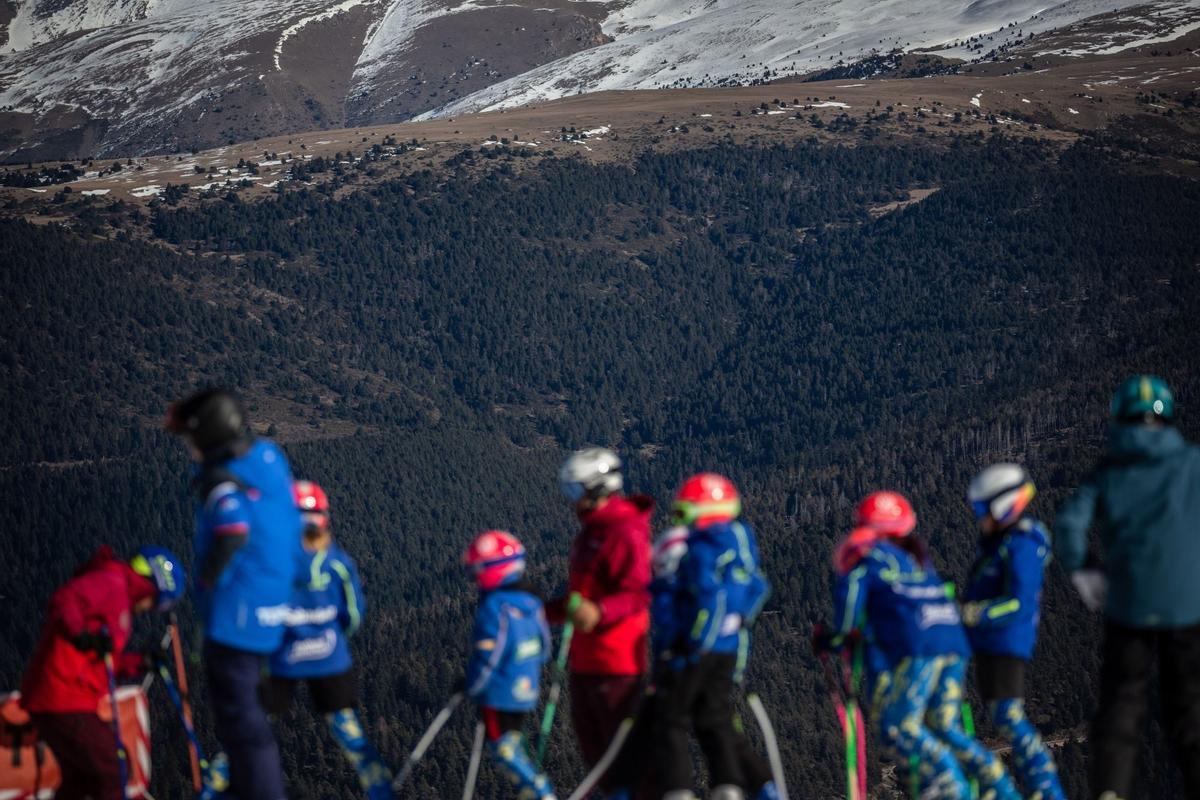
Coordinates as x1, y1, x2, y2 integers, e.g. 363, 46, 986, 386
73, 629, 114, 656
451, 676, 467, 695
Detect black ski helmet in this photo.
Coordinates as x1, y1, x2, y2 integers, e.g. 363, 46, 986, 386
165, 388, 246, 454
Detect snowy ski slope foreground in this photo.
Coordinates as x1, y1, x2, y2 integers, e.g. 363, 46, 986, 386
0, 0, 1198, 158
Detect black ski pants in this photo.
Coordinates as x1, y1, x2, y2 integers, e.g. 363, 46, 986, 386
653, 652, 768, 792
1092, 621, 1200, 799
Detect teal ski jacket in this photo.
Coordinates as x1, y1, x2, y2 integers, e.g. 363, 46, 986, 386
1055, 424, 1200, 629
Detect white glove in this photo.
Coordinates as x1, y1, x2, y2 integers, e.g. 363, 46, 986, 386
1071, 569, 1108, 612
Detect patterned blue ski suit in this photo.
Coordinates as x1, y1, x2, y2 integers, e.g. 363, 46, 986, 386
833, 540, 1019, 800
268, 544, 391, 800
963, 518, 1065, 800
466, 583, 556, 800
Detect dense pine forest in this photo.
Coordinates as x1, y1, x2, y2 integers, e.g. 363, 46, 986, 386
2, 135, 1198, 799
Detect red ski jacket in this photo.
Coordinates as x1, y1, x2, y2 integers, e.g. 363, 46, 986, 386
20, 546, 155, 714
548, 495, 653, 676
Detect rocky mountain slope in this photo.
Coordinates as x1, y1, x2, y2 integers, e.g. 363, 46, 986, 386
1, 0, 1197, 161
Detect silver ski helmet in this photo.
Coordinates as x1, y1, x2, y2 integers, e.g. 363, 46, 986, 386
558, 447, 623, 502
967, 463, 1036, 527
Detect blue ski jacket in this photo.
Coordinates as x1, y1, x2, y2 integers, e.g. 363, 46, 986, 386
192, 438, 304, 654
466, 583, 550, 712
269, 543, 365, 678
833, 540, 968, 674
1055, 424, 1200, 629
664, 520, 770, 668
962, 518, 1051, 660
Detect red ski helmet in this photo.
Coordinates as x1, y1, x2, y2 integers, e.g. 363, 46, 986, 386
463, 530, 526, 590
855, 491, 916, 536
672, 473, 741, 528
293, 480, 330, 531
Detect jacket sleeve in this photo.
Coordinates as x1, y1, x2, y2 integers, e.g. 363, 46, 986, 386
966, 537, 1045, 630
198, 482, 252, 588
465, 599, 507, 699
48, 579, 93, 640
1054, 476, 1101, 572
650, 575, 680, 658
330, 554, 365, 637
596, 529, 651, 627
831, 563, 871, 644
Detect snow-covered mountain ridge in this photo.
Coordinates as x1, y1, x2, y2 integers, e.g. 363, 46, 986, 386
1, 0, 1197, 160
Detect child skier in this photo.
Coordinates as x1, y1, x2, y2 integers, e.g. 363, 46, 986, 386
262, 480, 392, 800
963, 464, 1065, 800
20, 545, 185, 800
649, 473, 773, 800
461, 530, 557, 800
817, 491, 1020, 800
606, 513, 779, 800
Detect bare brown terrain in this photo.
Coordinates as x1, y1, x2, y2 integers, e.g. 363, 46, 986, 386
3, 31, 1197, 214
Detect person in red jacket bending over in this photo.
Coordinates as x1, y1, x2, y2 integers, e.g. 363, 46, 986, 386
552, 447, 653, 787
21, 545, 185, 800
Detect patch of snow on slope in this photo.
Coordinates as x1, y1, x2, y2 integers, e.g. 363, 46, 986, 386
275, 0, 372, 70
2, 0, 160, 55
417, 0, 1156, 120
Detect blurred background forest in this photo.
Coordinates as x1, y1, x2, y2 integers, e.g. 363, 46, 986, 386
2, 135, 1198, 798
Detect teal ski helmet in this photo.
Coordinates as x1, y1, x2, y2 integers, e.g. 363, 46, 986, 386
1110, 375, 1174, 423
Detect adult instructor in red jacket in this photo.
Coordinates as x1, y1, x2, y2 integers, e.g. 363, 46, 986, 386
551, 447, 653, 785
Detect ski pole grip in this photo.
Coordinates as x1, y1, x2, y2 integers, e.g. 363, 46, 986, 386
567, 592, 583, 614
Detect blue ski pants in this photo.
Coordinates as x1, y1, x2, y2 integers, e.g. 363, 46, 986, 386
205, 641, 287, 800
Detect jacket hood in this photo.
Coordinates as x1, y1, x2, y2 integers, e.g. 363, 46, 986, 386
75, 545, 158, 607
580, 493, 654, 528
1106, 424, 1186, 461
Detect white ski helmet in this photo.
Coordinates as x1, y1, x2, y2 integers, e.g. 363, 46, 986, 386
967, 463, 1036, 526
558, 447, 623, 502
652, 526, 691, 579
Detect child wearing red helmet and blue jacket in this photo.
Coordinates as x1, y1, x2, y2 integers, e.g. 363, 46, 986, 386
650, 473, 772, 800
819, 491, 1020, 800
262, 480, 392, 800
462, 530, 556, 800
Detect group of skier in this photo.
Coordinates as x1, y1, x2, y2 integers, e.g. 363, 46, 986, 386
15, 373, 1200, 800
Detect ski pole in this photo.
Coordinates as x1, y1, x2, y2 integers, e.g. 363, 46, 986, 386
848, 642, 867, 799
391, 692, 465, 791
461, 721, 485, 800
169, 614, 204, 793
961, 700, 979, 800
537, 592, 580, 766
100, 643, 131, 800
564, 714, 635, 800
152, 650, 209, 773
747, 693, 789, 800
819, 646, 866, 800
